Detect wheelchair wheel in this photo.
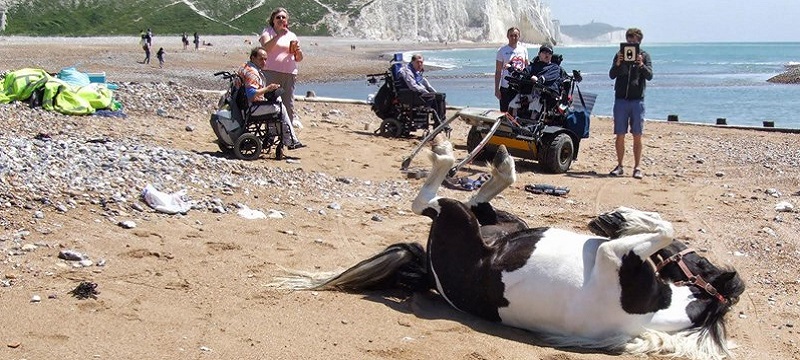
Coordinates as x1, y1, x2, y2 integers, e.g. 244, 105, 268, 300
379, 118, 403, 138
539, 133, 573, 174
466, 126, 495, 161
234, 133, 263, 161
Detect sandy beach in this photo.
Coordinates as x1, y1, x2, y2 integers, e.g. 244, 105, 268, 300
1, 36, 799, 360
0, 35, 491, 88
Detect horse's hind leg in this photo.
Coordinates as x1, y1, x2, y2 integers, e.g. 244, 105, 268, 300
411, 135, 455, 217
465, 145, 516, 208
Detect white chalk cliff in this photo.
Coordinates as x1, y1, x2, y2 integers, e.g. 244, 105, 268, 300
322, 0, 559, 43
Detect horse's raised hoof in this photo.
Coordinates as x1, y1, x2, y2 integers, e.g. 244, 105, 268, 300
491, 145, 515, 181
431, 133, 453, 157
588, 211, 627, 238
492, 145, 509, 167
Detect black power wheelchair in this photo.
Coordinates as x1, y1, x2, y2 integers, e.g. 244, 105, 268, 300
367, 61, 446, 138
209, 71, 286, 160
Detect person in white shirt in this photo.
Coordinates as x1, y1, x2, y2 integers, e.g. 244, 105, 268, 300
495, 27, 529, 112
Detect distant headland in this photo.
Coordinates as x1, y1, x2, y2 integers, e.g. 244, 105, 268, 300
768, 64, 800, 84
558, 21, 627, 45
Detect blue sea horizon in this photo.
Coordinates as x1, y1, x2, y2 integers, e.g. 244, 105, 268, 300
297, 42, 800, 129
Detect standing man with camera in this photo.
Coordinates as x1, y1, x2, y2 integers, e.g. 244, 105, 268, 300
609, 28, 653, 179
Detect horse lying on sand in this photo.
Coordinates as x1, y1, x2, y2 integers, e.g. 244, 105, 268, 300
276, 139, 745, 360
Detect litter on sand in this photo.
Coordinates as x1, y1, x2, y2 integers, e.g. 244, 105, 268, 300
237, 205, 267, 220
141, 184, 192, 214
524, 184, 570, 196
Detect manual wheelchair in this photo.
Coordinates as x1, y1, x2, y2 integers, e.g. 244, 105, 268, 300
209, 71, 286, 160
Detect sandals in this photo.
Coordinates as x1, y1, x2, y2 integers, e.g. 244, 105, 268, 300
610, 166, 644, 179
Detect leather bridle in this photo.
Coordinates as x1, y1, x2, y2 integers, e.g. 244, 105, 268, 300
653, 248, 729, 305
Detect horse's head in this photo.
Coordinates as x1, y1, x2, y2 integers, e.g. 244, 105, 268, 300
653, 241, 745, 321
651, 241, 745, 357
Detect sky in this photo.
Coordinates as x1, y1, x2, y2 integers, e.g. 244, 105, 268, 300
547, 0, 800, 43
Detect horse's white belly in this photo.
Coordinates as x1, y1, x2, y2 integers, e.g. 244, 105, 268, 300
496, 231, 651, 338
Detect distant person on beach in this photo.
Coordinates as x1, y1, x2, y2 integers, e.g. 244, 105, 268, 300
142, 41, 151, 65
608, 27, 653, 179
157, 47, 165, 68
396, 53, 446, 127
237, 47, 306, 150
495, 27, 529, 112
259, 7, 303, 124
181, 32, 189, 50
141, 28, 153, 65
193, 32, 199, 50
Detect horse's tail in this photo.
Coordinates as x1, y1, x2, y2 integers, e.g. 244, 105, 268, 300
624, 324, 733, 360
269, 242, 430, 293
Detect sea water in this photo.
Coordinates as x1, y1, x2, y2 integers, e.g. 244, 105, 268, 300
297, 42, 800, 128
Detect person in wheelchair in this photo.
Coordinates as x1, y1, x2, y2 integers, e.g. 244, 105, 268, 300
237, 47, 306, 150
521, 44, 566, 112
396, 53, 447, 128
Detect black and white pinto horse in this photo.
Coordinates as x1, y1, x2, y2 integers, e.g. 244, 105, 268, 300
277, 140, 745, 360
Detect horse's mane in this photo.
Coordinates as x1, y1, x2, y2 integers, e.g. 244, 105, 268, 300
694, 262, 745, 356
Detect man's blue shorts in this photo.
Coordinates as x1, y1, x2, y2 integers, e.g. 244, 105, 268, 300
613, 99, 645, 135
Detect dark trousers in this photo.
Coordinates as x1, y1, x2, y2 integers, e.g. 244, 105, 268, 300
499, 87, 517, 112
421, 92, 446, 126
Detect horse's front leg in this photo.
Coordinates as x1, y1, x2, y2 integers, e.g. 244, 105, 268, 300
593, 208, 674, 271
577, 208, 676, 323
411, 136, 454, 218
465, 145, 515, 208
588, 209, 675, 317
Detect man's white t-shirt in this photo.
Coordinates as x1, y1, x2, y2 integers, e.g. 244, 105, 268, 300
496, 45, 529, 89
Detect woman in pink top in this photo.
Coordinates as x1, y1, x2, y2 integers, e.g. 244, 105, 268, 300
259, 7, 304, 123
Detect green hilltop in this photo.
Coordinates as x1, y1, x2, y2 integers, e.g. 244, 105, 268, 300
1, 0, 358, 36
2, 1, 623, 42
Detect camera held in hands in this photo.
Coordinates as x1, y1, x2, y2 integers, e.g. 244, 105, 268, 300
620, 42, 639, 64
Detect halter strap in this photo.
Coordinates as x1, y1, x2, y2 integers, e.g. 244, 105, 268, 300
653, 248, 728, 305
